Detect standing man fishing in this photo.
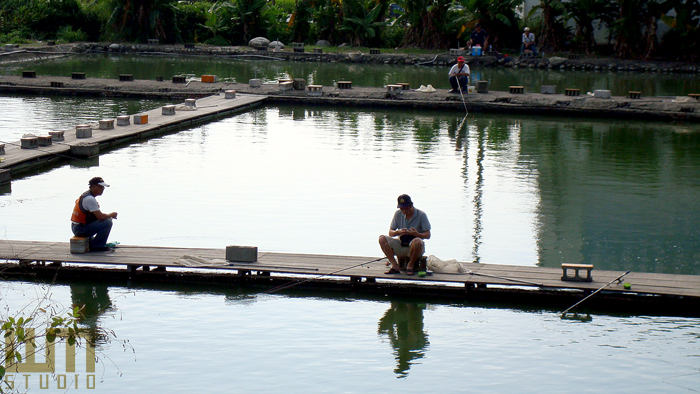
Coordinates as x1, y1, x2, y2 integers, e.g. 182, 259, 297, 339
379, 194, 431, 275
71, 177, 118, 251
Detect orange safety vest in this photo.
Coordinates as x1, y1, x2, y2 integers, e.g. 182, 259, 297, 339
70, 191, 98, 225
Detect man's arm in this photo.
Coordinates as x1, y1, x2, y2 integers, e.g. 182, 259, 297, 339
408, 228, 430, 240
92, 209, 117, 220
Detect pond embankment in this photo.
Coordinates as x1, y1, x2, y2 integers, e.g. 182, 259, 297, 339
1, 72, 699, 122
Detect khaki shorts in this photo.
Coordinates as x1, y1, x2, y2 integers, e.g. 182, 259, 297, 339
382, 235, 425, 257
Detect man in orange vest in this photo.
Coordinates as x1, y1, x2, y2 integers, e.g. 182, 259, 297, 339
71, 177, 118, 251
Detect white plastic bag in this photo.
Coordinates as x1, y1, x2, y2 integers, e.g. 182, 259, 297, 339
427, 255, 468, 274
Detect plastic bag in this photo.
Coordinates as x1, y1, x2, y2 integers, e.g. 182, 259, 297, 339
427, 255, 468, 274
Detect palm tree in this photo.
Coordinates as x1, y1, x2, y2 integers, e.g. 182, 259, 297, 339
105, 0, 180, 43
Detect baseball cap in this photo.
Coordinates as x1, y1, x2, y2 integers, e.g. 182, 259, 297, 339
88, 177, 110, 187
457, 56, 465, 62
397, 194, 413, 208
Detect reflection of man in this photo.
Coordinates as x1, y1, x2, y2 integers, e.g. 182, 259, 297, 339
71, 177, 118, 251
448, 56, 470, 93
70, 283, 113, 340
379, 194, 431, 275
467, 23, 489, 52
378, 301, 429, 378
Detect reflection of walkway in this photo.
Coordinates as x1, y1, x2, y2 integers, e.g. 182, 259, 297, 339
378, 301, 429, 378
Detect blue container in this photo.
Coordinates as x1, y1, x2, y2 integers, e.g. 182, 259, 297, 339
471, 47, 482, 56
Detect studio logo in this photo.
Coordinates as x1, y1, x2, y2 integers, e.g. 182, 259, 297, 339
4, 328, 96, 390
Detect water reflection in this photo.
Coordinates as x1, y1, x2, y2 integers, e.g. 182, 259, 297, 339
377, 301, 429, 378
70, 283, 113, 342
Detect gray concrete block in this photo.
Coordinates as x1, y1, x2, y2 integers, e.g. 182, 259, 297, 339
226, 245, 258, 262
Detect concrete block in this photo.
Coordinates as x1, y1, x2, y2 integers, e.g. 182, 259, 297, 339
20, 137, 38, 149
162, 105, 176, 115
0, 169, 10, 185
541, 85, 556, 94
226, 245, 258, 262
100, 119, 115, 129
37, 136, 52, 146
279, 81, 293, 91
133, 114, 148, 124
70, 142, 99, 158
49, 131, 64, 141
0, 143, 4, 155
307, 85, 323, 97
594, 89, 611, 99
117, 116, 130, 126
75, 125, 92, 138
70, 236, 89, 254
224, 90, 236, 99
184, 99, 197, 107
249, 78, 262, 88
477, 80, 488, 93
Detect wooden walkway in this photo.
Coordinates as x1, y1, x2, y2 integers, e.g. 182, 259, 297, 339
0, 93, 266, 182
2, 240, 698, 300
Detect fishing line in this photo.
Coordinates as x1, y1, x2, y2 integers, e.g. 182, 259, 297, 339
562, 270, 630, 315
263, 257, 386, 294
464, 269, 544, 287
458, 83, 469, 115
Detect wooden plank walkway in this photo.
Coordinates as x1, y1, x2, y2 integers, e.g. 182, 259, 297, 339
0, 93, 266, 180
2, 240, 698, 299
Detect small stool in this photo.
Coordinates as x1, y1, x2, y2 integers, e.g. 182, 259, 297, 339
37, 135, 52, 146
224, 90, 236, 99
396, 83, 410, 90
148, 39, 159, 45
521, 51, 534, 58
279, 81, 293, 91
184, 99, 197, 108
398, 256, 428, 272
133, 114, 148, 124
688, 93, 700, 100
307, 85, 323, 97
184, 43, 195, 49
70, 236, 89, 254
100, 119, 115, 129
561, 263, 593, 282
116, 116, 130, 126
568, 53, 580, 60
628, 91, 641, 99
71, 72, 86, 80
337, 81, 352, 89
314, 48, 323, 54
386, 84, 402, 98
119, 74, 133, 82
21, 136, 39, 149
162, 105, 176, 115
509, 86, 524, 94
75, 125, 92, 138
0, 143, 5, 155
50, 81, 64, 88
172, 75, 186, 84
477, 80, 488, 93
22, 71, 36, 78
293, 43, 304, 53
370, 49, 380, 54
201, 75, 217, 83
449, 48, 464, 55
565, 88, 580, 96
49, 131, 64, 141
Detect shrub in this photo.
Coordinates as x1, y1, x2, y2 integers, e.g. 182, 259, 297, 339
56, 26, 88, 43
204, 35, 230, 46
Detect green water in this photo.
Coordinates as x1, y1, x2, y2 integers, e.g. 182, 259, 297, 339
1, 58, 699, 392
3, 53, 700, 96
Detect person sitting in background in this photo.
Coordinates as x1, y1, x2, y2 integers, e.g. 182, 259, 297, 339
467, 23, 489, 53
521, 27, 537, 56
448, 56, 470, 93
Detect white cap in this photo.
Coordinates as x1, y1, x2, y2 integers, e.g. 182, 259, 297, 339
524, 27, 530, 31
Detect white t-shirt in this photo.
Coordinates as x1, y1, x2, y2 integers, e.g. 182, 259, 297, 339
448, 63, 470, 77
82, 194, 100, 212
522, 32, 536, 44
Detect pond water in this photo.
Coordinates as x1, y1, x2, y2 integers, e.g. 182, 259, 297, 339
1, 60, 700, 392
1, 280, 699, 393
2, 53, 700, 97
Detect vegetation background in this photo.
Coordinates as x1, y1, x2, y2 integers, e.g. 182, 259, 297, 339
0, 0, 698, 60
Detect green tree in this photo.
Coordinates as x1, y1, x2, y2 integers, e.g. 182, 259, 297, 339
465, 0, 523, 50
565, 0, 616, 53
400, 0, 452, 49
660, 0, 700, 60
225, 0, 270, 45
340, 0, 390, 47
105, 0, 181, 43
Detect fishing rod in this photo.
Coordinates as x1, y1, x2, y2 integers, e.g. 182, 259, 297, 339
263, 257, 386, 294
562, 270, 631, 315
464, 269, 544, 287
457, 82, 469, 115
